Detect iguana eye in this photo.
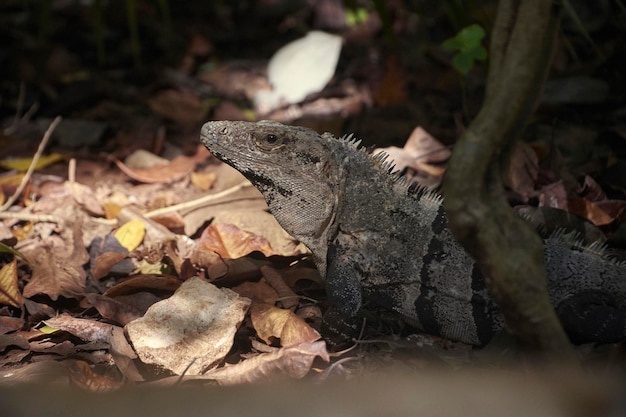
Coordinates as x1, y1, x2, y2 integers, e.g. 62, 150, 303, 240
254, 132, 285, 150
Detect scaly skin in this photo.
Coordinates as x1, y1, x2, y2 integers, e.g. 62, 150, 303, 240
201, 120, 626, 345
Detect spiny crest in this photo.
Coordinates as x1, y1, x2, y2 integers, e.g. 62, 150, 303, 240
335, 132, 442, 205
547, 229, 626, 266
340, 133, 362, 149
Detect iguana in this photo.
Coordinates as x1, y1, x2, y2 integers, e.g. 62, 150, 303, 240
200, 120, 626, 345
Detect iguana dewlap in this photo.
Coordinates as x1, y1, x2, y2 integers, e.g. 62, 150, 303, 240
201, 120, 626, 345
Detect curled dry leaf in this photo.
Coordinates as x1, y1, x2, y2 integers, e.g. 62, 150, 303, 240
67, 181, 105, 217
67, 360, 125, 392
112, 144, 208, 184
190, 171, 217, 191
231, 279, 279, 304
374, 126, 449, 188
125, 277, 251, 375
198, 223, 277, 258
0, 316, 25, 334
203, 341, 329, 385
45, 314, 117, 344
103, 274, 182, 297
250, 302, 320, 347
23, 224, 89, 300
0, 259, 24, 308
84, 293, 144, 326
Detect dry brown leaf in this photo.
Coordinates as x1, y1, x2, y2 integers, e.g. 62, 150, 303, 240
23, 225, 89, 300
45, 314, 117, 344
191, 171, 217, 191
538, 181, 569, 210
109, 326, 144, 383
203, 341, 328, 385
67, 181, 105, 216
0, 334, 30, 351
232, 279, 279, 304
198, 223, 277, 258
85, 293, 144, 326
92, 251, 130, 280
210, 210, 307, 257
112, 145, 208, 184
567, 197, 615, 226
582, 176, 607, 202
0, 259, 24, 308
103, 274, 182, 298
250, 302, 320, 347
0, 316, 25, 334
67, 360, 125, 392
374, 126, 449, 187
260, 265, 299, 310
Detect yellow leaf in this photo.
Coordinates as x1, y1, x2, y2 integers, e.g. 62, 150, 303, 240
0, 259, 24, 307
114, 219, 146, 251
0, 153, 65, 171
38, 325, 60, 334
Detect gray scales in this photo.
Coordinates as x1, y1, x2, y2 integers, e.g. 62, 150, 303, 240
201, 120, 626, 345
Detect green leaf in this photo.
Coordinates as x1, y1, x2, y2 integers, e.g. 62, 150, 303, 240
0, 242, 32, 265
457, 24, 485, 47
452, 54, 474, 75
442, 24, 487, 75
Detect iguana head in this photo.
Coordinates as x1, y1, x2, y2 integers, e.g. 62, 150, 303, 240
200, 120, 343, 276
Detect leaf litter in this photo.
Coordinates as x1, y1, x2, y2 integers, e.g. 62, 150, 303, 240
0, 2, 625, 399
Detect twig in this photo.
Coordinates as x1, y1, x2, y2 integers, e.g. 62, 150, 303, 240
86, 181, 255, 226
143, 181, 253, 218
0, 211, 60, 223
0, 116, 62, 212
68, 158, 76, 183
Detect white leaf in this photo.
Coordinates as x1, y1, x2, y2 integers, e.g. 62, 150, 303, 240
267, 31, 342, 104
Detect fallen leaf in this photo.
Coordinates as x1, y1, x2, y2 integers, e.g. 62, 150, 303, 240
103, 274, 181, 298
0, 316, 25, 334
0, 259, 24, 308
231, 279, 278, 304
115, 219, 146, 251
112, 146, 206, 184
0, 153, 64, 171
191, 171, 217, 191
0, 334, 30, 352
125, 277, 251, 375
45, 314, 117, 344
210, 210, 307, 257
67, 181, 105, 216
23, 225, 89, 300
250, 302, 320, 347
85, 293, 144, 326
198, 223, 277, 258
267, 31, 342, 104
203, 341, 328, 385
89, 235, 134, 279
67, 360, 125, 392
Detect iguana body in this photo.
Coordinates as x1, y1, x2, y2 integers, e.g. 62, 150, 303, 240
201, 120, 626, 345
